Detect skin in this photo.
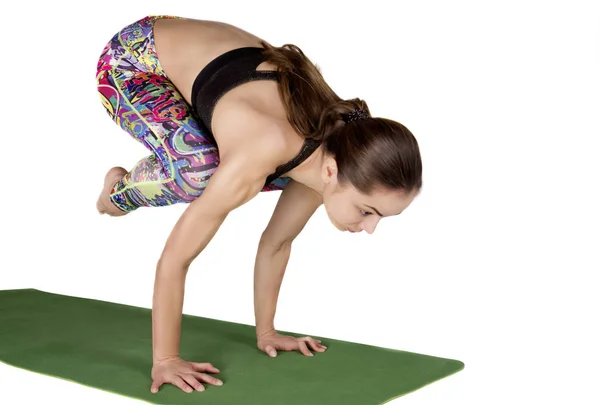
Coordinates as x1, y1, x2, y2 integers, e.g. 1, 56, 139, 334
96, 16, 419, 394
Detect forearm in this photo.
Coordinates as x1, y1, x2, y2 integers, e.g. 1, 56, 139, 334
152, 260, 188, 363
254, 240, 291, 338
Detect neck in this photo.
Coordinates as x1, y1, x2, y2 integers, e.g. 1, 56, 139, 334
287, 144, 326, 196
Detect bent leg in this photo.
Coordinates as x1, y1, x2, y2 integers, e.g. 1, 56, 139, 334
98, 68, 221, 213
96, 15, 219, 213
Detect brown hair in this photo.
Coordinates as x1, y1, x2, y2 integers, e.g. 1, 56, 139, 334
260, 41, 422, 195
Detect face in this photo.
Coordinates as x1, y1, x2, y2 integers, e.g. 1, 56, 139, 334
320, 158, 419, 234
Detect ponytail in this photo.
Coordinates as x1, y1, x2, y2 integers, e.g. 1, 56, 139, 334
260, 41, 373, 142
260, 41, 340, 141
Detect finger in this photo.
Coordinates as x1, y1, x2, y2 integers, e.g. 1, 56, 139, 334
192, 371, 224, 386
306, 338, 324, 352
315, 340, 327, 351
169, 375, 194, 393
298, 341, 313, 356
264, 345, 277, 358
150, 379, 163, 394
181, 373, 205, 392
191, 362, 220, 373
298, 337, 324, 352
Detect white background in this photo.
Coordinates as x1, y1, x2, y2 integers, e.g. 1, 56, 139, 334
1, 0, 599, 404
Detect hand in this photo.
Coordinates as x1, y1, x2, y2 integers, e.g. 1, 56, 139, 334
150, 356, 223, 394
257, 329, 328, 357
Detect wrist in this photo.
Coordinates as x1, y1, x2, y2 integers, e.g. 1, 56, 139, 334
256, 326, 276, 340
153, 353, 180, 365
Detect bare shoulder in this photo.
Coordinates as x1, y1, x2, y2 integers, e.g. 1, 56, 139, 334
213, 104, 294, 180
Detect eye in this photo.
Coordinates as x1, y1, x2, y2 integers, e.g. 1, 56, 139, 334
360, 209, 372, 216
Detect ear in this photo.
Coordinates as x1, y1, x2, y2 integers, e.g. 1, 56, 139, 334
321, 157, 338, 184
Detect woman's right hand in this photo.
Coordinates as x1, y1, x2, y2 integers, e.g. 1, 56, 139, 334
150, 357, 223, 393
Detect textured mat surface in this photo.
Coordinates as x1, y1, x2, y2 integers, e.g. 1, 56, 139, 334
0, 288, 464, 404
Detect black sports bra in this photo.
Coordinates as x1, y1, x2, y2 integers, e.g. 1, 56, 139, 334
190, 46, 321, 187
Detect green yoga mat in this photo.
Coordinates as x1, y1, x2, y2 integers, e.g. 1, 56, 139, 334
0, 288, 463, 404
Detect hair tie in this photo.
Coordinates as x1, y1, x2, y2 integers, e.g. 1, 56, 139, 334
343, 108, 370, 123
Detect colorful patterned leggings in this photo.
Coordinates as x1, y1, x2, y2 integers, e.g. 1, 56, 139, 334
96, 15, 290, 213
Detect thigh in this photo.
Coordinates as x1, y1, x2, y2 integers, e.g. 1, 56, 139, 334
99, 68, 221, 198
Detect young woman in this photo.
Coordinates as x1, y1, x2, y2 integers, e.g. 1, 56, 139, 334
95, 15, 422, 394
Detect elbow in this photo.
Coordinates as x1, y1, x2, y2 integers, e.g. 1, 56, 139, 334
157, 253, 190, 275
258, 233, 292, 253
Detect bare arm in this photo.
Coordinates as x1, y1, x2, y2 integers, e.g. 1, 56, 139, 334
152, 158, 268, 363
254, 179, 323, 338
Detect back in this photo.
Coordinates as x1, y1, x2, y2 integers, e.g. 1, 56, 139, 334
153, 18, 279, 107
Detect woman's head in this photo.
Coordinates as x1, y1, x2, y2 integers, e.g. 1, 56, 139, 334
260, 42, 422, 233
317, 100, 422, 233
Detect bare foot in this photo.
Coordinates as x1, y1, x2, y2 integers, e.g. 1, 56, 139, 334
97, 167, 129, 216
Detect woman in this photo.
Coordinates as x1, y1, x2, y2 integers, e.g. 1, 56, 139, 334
95, 15, 422, 394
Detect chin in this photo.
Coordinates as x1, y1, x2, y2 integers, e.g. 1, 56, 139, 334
330, 219, 345, 231
325, 211, 343, 231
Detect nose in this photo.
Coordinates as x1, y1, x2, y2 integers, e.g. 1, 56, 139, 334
361, 217, 381, 234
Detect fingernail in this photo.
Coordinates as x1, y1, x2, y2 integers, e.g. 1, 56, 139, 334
217, 381, 223, 386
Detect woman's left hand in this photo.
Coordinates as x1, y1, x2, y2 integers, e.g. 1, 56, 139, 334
257, 329, 328, 357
